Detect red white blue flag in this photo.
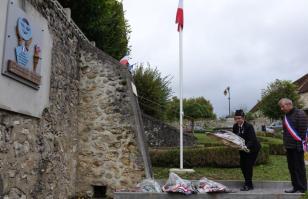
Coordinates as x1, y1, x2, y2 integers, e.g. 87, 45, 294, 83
176, 0, 184, 32
119, 55, 129, 65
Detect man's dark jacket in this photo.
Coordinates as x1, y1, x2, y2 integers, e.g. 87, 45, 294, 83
283, 108, 308, 151
233, 121, 261, 153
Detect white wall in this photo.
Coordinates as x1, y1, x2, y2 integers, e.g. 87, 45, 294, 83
300, 92, 308, 110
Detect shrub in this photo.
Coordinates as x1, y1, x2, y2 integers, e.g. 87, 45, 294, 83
256, 131, 283, 139
194, 133, 221, 146
150, 144, 269, 168
258, 136, 285, 155
194, 130, 206, 134
203, 142, 224, 147
269, 143, 286, 155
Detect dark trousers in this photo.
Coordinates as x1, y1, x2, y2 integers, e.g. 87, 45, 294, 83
239, 151, 259, 187
286, 149, 307, 191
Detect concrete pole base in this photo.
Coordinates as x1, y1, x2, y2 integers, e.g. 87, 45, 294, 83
169, 168, 195, 174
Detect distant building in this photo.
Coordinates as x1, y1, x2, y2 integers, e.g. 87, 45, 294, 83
249, 73, 308, 130
293, 73, 308, 114
251, 73, 308, 115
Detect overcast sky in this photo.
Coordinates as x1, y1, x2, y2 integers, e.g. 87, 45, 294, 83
122, 0, 308, 117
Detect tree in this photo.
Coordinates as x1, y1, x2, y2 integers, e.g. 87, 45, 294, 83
184, 97, 216, 131
132, 64, 172, 120
166, 97, 216, 131
58, 0, 130, 59
259, 79, 302, 119
165, 97, 180, 121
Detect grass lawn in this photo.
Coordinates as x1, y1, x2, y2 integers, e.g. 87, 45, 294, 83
154, 132, 308, 181
153, 155, 308, 181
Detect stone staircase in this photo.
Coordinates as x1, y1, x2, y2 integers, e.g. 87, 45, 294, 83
114, 181, 304, 199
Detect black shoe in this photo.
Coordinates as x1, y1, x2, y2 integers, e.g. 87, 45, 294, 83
284, 189, 298, 193
240, 185, 253, 191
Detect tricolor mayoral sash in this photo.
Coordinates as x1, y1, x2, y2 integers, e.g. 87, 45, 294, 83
284, 116, 308, 152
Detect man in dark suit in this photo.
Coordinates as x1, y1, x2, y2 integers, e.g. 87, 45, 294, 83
233, 109, 261, 191
279, 98, 308, 193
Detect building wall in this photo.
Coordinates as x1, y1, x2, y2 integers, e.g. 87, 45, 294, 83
300, 92, 308, 111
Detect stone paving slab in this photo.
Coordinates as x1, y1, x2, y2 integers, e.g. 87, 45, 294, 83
114, 181, 304, 199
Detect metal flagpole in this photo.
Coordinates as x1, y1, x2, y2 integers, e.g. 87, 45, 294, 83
179, 29, 183, 169
170, 0, 194, 174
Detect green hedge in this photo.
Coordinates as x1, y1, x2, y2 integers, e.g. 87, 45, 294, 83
258, 136, 285, 155
150, 144, 269, 168
202, 142, 224, 147
256, 131, 283, 139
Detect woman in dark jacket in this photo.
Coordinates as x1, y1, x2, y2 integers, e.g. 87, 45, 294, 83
233, 109, 261, 191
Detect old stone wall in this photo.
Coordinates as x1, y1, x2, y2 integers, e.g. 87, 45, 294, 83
142, 114, 196, 147
0, 0, 148, 198
77, 44, 147, 197
0, 0, 80, 198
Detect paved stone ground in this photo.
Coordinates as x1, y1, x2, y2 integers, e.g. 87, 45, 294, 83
114, 181, 304, 199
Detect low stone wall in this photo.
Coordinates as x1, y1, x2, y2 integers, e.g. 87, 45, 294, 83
169, 118, 273, 132
142, 114, 196, 147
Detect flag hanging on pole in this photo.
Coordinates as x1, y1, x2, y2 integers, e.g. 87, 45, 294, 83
119, 55, 129, 65
176, 0, 184, 32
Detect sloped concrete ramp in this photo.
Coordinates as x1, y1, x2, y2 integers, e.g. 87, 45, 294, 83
114, 181, 304, 199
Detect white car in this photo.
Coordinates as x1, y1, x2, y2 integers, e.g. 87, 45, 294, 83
268, 121, 282, 129
265, 121, 282, 133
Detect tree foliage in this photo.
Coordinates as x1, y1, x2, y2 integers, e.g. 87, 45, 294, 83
166, 97, 216, 124
58, 0, 130, 59
184, 97, 216, 120
132, 64, 172, 120
165, 97, 180, 121
259, 79, 301, 119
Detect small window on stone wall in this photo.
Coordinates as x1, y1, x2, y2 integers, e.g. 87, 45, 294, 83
92, 185, 106, 198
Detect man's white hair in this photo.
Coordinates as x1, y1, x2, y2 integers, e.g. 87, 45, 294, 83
278, 98, 293, 106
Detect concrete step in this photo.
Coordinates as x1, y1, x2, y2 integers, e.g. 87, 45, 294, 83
114, 181, 304, 199
114, 192, 302, 199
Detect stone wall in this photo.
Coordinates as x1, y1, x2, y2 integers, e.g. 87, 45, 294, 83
142, 114, 196, 147
77, 44, 147, 197
0, 0, 149, 198
0, 0, 80, 198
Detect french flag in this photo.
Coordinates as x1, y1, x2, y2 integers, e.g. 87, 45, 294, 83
119, 55, 129, 65
176, 0, 184, 32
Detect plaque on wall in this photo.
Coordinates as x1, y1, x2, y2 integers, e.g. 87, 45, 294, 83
2, 0, 44, 89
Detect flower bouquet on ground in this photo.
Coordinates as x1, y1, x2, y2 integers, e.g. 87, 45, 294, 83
162, 172, 197, 195
197, 177, 231, 193
136, 179, 162, 192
